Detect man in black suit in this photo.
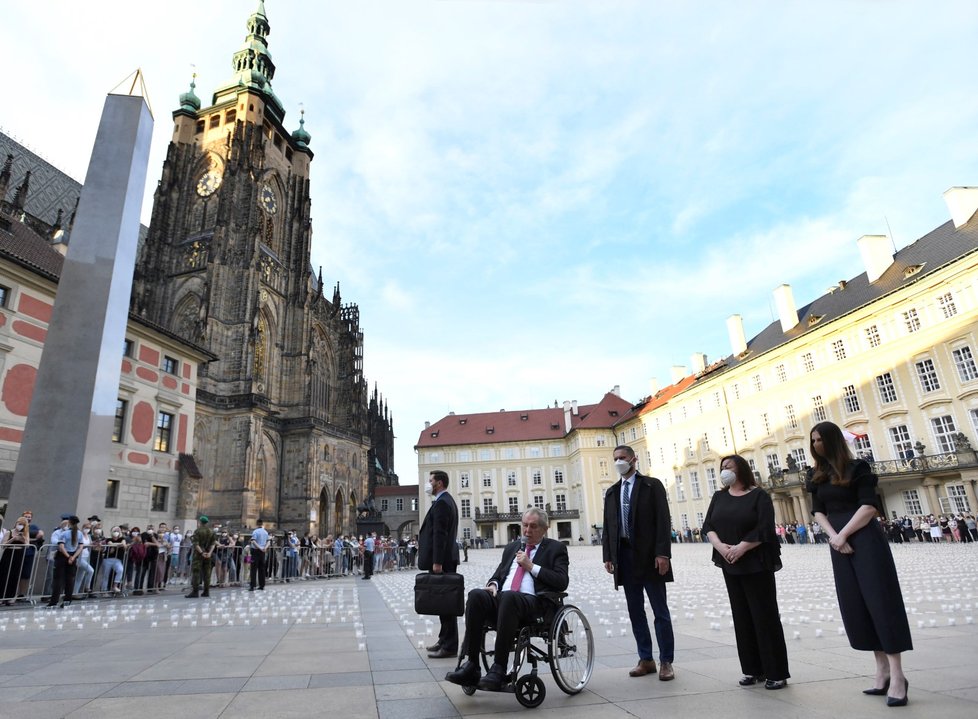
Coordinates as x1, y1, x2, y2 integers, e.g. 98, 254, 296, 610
602, 444, 676, 681
446, 508, 570, 691
418, 470, 460, 658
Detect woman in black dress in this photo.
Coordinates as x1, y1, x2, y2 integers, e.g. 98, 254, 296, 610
809, 421, 912, 707
702, 455, 789, 689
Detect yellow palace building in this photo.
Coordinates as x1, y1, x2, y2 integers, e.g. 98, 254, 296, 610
614, 187, 978, 531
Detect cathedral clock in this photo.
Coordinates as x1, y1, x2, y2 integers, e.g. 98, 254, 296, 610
259, 184, 278, 215
196, 168, 223, 197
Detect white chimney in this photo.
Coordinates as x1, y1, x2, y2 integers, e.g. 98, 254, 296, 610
424, 421, 430, 429
773, 284, 799, 333
670, 365, 687, 384
857, 234, 893, 283
563, 400, 572, 433
943, 187, 978, 228
611, 384, 621, 397
649, 377, 660, 395
690, 352, 707, 374
571, 400, 578, 415
727, 314, 747, 357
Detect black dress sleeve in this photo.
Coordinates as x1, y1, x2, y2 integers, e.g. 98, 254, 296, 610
850, 460, 881, 510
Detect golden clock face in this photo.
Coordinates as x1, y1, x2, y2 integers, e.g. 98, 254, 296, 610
259, 184, 278, 215
196, 169, 222, 197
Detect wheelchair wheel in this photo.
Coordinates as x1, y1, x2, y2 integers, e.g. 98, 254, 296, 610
549, 605, 594, 694
515, 674, 546, 708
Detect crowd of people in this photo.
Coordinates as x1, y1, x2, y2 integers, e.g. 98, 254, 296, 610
0, 511, 423, 606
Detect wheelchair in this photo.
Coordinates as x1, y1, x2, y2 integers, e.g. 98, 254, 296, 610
457, 592, 595, 708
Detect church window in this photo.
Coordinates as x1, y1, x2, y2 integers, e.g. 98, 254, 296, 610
209, 114, 220, 129
162, 355, 178, 374
195, 120, 205, 134
225, 109, 236, 124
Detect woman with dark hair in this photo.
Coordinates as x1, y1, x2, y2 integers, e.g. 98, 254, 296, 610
809, 421, 912, 707
702, 454, 789, 690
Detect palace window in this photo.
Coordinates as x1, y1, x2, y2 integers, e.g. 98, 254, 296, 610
889, 425, 914, 459
690, 470, 701, 499
705, 467, 717, 494
554, 469, 564, 484
154, 411, 174, 453
479, 448, 492, 461
761, 412, 771, 435
903, 308, 921, 333
902, 489, 923, 516
162, 355, 178, 374
113, 399, 128, 443
931, 415, 958, 453
948, 484, 971, 513
675, 475, 686, 501
791, 447, 808, 469
802, 353, 815, 373
865, 324, 881, 348
776, 364, 787, 383
533, 495, 545, 510
952, 346, 978, 382
554, 494, 567, 512
380, 499, 389, 512
532, 470, 542, 486
702, 432, 710, 452
483, 498, 493, 513
460, 472, 470, 489
460, 499, 471, 518
481, 471, 492, 488
752, 374, 763, 392
876, 373, 898, 403
915, 359, 941, 393
843, 384, 860, 413
508, 496, 520, 513
507, 471, 517, 487
938, 291, 958, 318
151, 485, 168, 513
396, 498, 403, 511
832, 339, 847, 361
785, 404, 798, 430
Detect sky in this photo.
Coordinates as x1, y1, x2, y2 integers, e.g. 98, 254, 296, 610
4, 1, 978, 485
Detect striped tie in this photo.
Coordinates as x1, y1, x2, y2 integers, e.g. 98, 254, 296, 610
622, 480, 631, 538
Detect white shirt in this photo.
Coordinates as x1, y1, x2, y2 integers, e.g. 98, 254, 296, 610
498, 543, 541, 595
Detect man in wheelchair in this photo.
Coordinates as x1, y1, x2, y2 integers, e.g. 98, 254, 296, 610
446, 507, 569, 691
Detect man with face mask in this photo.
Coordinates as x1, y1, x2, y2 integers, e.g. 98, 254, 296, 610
602, 444, 676, 680
418, 470, 459, 659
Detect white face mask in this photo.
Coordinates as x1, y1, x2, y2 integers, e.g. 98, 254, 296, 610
719, 469, 738, 487
16, 524, 25, 531
423, 481, 434, 496
614, 458, 633, 476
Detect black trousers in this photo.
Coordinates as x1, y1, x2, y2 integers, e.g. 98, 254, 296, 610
723, 570, 790, 681
49, 553, 77, 605
463, 589, 541, 668
249, 548, 266, 589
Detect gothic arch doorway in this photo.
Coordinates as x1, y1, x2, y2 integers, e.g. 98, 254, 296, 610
319, 487, 330, 538
334, 489, 344, 536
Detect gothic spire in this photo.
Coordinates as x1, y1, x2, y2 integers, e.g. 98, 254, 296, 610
12, 170, 31, 214
215, 0, 284, 121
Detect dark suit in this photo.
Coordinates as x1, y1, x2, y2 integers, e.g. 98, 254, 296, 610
602, 471, 675, 663
462, 537, 569, 669
418, 490, 460, 652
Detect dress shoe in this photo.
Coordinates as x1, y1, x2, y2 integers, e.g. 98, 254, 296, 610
426, 642, 442, 653
658, 662, 675, 681
886, 678, 909, 707
739, 675, 764, 686
863, 677, 890, 695
629, 659, 657, 677
477, 664, 508, 692
185, 591, 199, 598
201, 592, 210, 597
427, 647, 456, 659
445, 660, 481, 686
765, 679, 787, 690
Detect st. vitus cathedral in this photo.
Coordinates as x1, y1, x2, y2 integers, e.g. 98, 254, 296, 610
130, 1, 396, 534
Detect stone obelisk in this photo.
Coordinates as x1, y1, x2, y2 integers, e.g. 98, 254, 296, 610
7, 87, 153, 530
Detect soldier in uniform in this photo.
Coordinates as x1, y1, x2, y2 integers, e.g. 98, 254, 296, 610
185, 516, 217, 598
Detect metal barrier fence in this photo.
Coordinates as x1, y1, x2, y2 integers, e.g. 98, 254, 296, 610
1, 542, 418, 607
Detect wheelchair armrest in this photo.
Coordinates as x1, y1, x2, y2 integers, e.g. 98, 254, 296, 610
537, 591, 567, 604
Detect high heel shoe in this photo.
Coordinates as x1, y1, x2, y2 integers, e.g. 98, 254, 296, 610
886, 678, 909, 707
863, 677, 890, 695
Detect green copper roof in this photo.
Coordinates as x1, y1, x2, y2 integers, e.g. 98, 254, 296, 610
178, 76, 201, 113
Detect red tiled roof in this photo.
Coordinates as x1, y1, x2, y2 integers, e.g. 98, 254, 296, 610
0, 217, 64, 279
415, 392, 634, 448
614, 375, 697, 427
374, 485, 418, 497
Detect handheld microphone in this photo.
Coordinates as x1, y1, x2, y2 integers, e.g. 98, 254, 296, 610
519, 536, 527, 552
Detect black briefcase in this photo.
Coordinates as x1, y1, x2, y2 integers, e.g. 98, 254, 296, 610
414, 572, 465, 616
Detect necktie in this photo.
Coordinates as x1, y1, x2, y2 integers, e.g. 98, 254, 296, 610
622, 480, 631, 538
509, 544, 535, 591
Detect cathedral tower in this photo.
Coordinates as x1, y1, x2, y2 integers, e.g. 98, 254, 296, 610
132, 2, 395, 534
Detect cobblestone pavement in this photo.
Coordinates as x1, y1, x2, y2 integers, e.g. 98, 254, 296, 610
0, 543, 975, 718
